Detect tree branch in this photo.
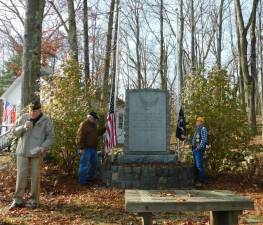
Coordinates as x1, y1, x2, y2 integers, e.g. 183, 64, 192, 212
234, 0, 245, 34
48, 0, 69, 34
0, 0, 24, 26
244, 0, 259, 33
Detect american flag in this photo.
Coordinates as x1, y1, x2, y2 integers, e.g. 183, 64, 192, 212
2, 100, 14, 122
105, 89, 117, 151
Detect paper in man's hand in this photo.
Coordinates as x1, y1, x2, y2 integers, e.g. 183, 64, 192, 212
30, 146, 41, 155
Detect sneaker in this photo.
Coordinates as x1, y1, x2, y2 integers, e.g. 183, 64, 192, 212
27, 201, 38, 209
9, 201, 24, 210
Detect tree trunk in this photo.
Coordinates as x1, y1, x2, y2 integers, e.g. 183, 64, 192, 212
102, 0, 115, 102
178, 0, 184, 93
135, 2, 142, 89
234, 10, 246, 106
250, 8, 257, 134
91, 4, 98, 78
235, 0, 259, 135
190, 0, 196, 71
67, 0, 78, 62
216, 0, 224, 69
21, 0, 45, 108
260, 0, 263, 137
239, 64, 246, 106
160, 0, 166, 90
83, 0, 90, 81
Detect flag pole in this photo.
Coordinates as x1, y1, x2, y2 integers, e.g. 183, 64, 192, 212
109, 0, 120, 109
105, 0, 120, 153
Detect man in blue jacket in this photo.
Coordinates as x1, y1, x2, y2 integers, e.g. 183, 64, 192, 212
192, 116, 208, 186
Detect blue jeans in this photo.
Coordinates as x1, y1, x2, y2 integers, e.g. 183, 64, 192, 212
78, 148, 98, 186
192, 148, 206, 182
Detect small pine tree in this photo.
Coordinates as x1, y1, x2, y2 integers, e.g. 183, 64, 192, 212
182, 69, 250, 172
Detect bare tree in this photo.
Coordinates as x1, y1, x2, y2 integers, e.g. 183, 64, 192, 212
49, 0, 78, 62
259, 0, 263, 137
67, 0, 79, 61
216, 0, 225, 69
178, 0, 184, 93
83, 0, 90, 81
89, 2, 101, 77
235, 0, 259, 134
134, 0, 143, 89
21, 0, 45, 107
160, 0, 166, 89
102, 0, 116, 102
234, 7, 246, 106
251, 0, 258, 120
0, 0, 24, 52
190, 0, 196, 71
124, 0, 144, 89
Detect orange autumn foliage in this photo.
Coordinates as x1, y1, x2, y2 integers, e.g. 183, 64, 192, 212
10, 35, 62, 76
41, 36, 63, 65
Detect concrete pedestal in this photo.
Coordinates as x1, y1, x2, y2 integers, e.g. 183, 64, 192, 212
125, 190, 253, 225
138, 213, 153, 225
101, 162, 194, 189
210, 211, 241, 225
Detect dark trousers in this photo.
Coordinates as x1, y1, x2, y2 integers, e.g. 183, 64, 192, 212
192, 148, 207, 182
78, 148, 98, 185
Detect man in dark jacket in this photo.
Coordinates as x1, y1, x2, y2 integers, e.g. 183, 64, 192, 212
76, 112, 105, 186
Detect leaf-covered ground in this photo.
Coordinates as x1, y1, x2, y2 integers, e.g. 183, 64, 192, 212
1, 154, 263, 225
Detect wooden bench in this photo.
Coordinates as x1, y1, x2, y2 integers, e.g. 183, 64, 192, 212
125, 189, 254, 225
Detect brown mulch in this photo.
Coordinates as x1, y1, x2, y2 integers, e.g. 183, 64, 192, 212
1, 151, 263, 224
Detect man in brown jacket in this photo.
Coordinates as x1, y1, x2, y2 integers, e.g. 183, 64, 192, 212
76, 112, 105, 186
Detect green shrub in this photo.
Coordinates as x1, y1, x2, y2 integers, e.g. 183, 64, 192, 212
182, 69, 251, 173
41, 60, 102, 174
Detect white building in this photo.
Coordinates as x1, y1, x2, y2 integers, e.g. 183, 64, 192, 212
1, 76, 22, 113
0, 65, 53, 116
0, 77, 21, 134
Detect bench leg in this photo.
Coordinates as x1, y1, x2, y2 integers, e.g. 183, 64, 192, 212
210, 211, 242, 225
138, 212, 153, 225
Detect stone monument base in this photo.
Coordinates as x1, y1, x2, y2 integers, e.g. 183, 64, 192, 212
100, 155, 194, 189
117, 154, 178, 164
